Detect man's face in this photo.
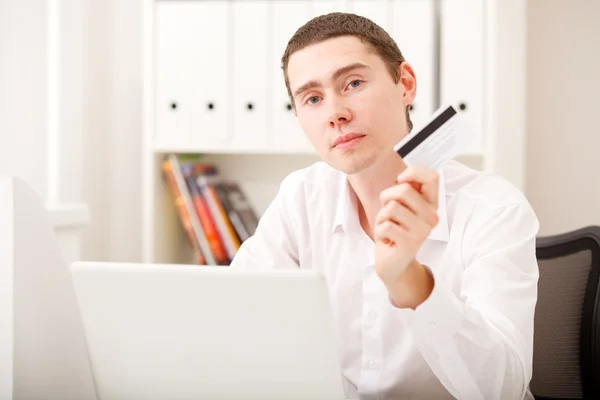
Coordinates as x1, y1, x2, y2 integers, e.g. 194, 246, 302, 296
287, 35, 416, 175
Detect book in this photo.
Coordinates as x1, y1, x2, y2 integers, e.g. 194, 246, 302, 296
161, 154, 260, 265
161, 159, 206, 265
181, 163, 229, 265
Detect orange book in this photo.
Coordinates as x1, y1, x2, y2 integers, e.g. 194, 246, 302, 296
161, 160, 206, 265
196, 175, 242, 261
181, 166, 229, 265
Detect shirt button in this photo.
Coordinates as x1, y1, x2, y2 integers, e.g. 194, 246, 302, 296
368, 310, 378, 319
367, 359, 377, 369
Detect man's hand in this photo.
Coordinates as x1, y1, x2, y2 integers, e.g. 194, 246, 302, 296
374, 166, 440, 308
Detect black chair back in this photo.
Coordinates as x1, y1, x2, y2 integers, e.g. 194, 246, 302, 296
531, 226, 600, 399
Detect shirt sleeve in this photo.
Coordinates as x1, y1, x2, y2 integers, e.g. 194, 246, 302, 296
397, 201, 539, 400
229, 177, 300, 271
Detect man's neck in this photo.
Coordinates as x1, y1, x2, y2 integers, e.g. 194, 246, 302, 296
348, 152, 407, 240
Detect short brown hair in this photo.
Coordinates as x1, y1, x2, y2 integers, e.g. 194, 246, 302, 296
281, 12, 413, 132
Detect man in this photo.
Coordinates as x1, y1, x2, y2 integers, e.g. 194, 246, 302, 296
230, 12, 539, 400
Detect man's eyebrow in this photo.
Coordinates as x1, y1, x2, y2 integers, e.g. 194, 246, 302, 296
292, 62, 370, 99
331, 62, 369, 82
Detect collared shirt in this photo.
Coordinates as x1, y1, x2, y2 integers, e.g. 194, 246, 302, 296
229, 160, 539, 400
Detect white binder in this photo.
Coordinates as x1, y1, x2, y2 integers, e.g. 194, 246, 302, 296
232, 1, 270, 151
269, 0, 314, 154
155, 1, 231, 151
351, 0, 392, 32
391, 0, 436, 133
312, 0, 349, 17
440, 0, 484, 152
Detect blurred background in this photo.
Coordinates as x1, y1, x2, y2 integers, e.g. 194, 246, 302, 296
1, 0, 599, 268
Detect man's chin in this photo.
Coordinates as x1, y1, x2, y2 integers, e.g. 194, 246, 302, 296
325, 154, 377, 175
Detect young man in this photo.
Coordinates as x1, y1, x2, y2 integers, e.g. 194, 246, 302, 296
230, 12, 539, 400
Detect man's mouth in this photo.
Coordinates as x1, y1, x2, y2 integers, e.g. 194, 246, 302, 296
333, 133, 366, 148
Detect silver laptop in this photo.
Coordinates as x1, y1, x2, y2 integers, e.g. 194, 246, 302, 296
70, 262, 347, 400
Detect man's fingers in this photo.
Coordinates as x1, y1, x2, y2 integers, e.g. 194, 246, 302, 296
374, 219, 406, 245
375, 200, 437, 239
375, 200, 414, 227
396, 166, 439, 206
379, 184, 439, 228
374, 217, 427, 252
396, 165, 438, 184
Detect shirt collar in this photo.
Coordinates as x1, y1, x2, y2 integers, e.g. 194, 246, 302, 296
332, 169, 450, 242
332, 173, 352, 234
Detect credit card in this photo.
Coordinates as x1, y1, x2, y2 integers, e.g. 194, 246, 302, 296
393, 105, 475, 170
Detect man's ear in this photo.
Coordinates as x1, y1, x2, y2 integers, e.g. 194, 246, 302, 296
397, 61, 417, 107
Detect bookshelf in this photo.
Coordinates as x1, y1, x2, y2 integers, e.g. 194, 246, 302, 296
141, 0, 526, 265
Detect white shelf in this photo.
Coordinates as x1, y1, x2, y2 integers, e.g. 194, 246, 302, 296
153, 141, 317, 156
153, 147, 316, 156
152, 143, 485, 159
141, 0, 526, 265
45, 203, 90, 229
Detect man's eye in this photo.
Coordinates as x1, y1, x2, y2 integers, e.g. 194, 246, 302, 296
348, 80, 362, 89
307, 96, 320, 104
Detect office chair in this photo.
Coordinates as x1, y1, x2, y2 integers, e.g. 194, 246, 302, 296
530, 226, 600, 400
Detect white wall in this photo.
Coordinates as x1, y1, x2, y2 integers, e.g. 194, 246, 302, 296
0, 0, 90, 265
81, 0, 143, 262
0, 0, 50, 201
525, 0, 600, 235
0, 0, 86, 205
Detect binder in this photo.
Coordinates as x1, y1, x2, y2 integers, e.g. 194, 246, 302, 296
391, 0, 436, 133
440, 0, 484, 151
351, 0, 392, 33
155, 1, 231, 150
312, 0, 349, 17
232, 1, 269, 151
269, 0, 314, 153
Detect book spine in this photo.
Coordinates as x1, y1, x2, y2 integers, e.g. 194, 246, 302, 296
184, 173, 230, 265
161, 160, 206, 265
214, 183, 249, 242
196, 175, 241, 261
222, 182, 259, 237
168, 155, 216, 265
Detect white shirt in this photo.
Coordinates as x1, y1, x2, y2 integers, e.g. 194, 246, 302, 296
229, 160, 539, 400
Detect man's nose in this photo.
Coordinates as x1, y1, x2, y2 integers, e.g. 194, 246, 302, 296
328, 97, 352, 128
